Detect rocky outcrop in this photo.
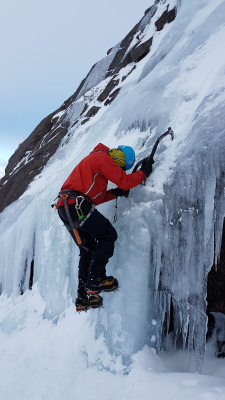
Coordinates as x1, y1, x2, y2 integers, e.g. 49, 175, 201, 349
155, 6, 176, 31
97, 78, 120, 103
105, 4, 157, 78
0, 113, 69, 213
86, 106, 101, 118
5, 107, 60, 176
130, 37, 153, 62
121, 65, 136, 82
104, 88, 121, 106
81, 118, 90, 125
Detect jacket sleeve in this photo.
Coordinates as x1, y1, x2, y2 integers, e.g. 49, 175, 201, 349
97, 156, 146, 190
101, 189, 116, 204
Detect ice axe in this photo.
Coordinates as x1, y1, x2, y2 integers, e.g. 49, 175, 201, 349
113, 127, 174, 221
133, 126, 174, 173
124, 127, 174, 197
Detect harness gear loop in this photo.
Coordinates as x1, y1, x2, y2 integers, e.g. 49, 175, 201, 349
78, 203, 95, 228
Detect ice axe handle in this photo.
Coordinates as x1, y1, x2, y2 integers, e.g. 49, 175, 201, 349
129, 127, 174, 193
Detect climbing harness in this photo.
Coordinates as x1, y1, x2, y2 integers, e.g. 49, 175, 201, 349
59, 192, 83, 246
52, 190, 95, 246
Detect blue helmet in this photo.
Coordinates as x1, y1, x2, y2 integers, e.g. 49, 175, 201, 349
118, 145, 135, 171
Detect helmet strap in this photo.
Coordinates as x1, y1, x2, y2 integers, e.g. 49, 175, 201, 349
113, 149, 119, 160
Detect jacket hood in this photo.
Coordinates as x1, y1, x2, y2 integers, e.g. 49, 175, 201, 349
93, 143, 109, 152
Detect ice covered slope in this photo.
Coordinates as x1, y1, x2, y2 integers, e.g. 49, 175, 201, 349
0, 0, 225, 375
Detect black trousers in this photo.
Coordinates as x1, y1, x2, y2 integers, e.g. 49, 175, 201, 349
58, 200, 117, 296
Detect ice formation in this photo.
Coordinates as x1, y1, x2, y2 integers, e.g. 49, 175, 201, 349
0, 0, 225, 374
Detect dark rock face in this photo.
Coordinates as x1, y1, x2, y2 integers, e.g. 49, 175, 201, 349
0, 113, 69, 213
81, 118, 90, 125
104, 88, 121, 106
105, 4, 157, 77
97, 78, 119, 103
5, 109, 59, 176
85, 106, 101, 118
207, 219, 225, 314
130, 37, 153, 62
121, 65, 136, 82
0, 2, 178, 213
155, 7, 177, 31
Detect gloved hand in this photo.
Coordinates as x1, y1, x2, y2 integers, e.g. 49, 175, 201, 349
140, 158, 154, 177
111, 188, 130, 198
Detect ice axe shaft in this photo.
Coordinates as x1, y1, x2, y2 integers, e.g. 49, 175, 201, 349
132, 127, 174, 173
114, 127, 174, 218
123, 127, 174, 197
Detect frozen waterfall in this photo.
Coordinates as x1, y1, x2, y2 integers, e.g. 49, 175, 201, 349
0, 0, 225, 375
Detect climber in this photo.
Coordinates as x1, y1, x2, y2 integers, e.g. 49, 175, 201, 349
56, 143, 154, 311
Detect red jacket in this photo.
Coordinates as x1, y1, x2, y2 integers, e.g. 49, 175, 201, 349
57, 143, 145, 206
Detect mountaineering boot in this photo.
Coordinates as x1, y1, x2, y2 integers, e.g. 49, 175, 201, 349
86, 276, 119, 295
75, 294, 103, 312
89, 295, 103, 309
76, 296, 89, 311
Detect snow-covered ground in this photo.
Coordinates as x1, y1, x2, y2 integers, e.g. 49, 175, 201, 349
0, 287, 225, 400
0, 0, 225, 397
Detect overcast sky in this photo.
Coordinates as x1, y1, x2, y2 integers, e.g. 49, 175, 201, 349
0, 0, 153, 178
